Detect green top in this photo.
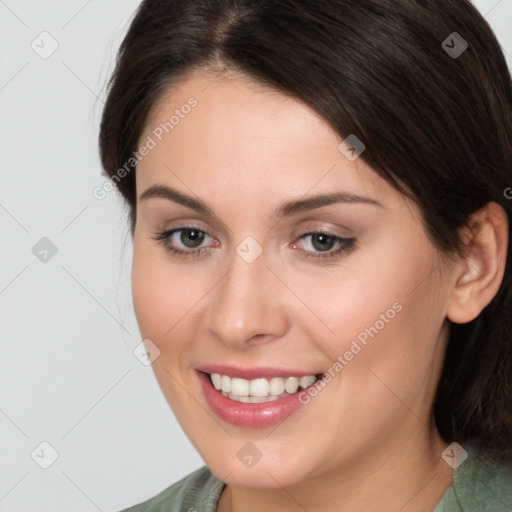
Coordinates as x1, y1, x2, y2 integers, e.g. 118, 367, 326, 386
121, 445, 512, 511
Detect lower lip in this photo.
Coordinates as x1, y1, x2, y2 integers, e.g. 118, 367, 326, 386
196, 371, 310, 428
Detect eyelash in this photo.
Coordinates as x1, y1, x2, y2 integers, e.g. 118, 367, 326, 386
151, 226, 356, 261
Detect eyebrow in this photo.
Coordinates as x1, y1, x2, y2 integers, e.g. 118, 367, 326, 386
139, 184, 384, 218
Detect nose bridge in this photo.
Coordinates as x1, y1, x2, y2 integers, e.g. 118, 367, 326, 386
207, 242, 287, 347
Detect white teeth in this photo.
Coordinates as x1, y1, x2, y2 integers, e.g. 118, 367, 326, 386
249, 396, 270, 403
209, 372, 318, 402
250, 378, 270, 397
284, 376, 300, 394
221, 392, 285, 403
221, 375, 232, 394
300, 375, 316, 389
269, 377, 285, 396
231, 378, 250, 397
211, 373, 222, 390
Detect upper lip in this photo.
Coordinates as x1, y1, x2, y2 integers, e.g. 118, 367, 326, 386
196, 365, 321, 380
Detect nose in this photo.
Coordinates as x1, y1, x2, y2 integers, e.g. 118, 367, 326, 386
206, 244, 289, 349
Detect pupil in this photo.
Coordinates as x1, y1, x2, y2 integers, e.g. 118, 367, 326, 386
182, 229, 204, 248
312, 234, 334, 252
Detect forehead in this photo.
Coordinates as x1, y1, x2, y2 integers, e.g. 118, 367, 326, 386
136, 71, 395, 207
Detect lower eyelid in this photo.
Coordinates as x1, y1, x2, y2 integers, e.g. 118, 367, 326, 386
297, 236, 356, 257
154, 228, 355, 258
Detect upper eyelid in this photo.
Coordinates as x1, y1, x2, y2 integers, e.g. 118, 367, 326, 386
153, 227, 356, 263
159, 226, 351, 247
160, 225, 346, 237
158, 218, 353, 237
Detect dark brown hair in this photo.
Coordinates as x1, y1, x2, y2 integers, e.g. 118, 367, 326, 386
99, 0, 512, 465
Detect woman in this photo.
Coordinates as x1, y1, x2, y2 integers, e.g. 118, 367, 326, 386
99, 0, 512, 510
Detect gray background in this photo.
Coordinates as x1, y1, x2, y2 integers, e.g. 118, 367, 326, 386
0, 1, 511, 511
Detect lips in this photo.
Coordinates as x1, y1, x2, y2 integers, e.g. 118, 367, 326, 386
196, 364, 321, 380
195, 366, 323, 427
210, 373, 318, 401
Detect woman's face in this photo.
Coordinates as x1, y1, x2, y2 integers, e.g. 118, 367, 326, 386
132, 70, 453, 488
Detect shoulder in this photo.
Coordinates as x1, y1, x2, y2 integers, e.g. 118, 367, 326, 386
118, 466, 225, 512
435, 444, 512, 512
453, 444, 512, 511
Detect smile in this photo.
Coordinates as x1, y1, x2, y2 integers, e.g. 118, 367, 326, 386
209, 373, 320, 403
195, 366, 324, 427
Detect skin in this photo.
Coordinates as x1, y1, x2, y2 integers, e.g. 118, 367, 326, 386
131, 69, 508, 511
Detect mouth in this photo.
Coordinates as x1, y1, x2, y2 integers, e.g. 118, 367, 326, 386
206, 372, 324, 403
195, 367, 325, 427
195, 365, 324, 428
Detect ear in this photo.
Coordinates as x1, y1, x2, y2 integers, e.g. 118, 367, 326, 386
446, 202, 509, 324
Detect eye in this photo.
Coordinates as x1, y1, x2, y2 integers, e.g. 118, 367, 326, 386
151, 227, 356, 261
151, 226, 217, 258
293, 231, 356, 260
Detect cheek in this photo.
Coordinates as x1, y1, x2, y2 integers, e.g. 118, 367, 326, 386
131, 242, 203, 346
285, 258, 415, 358
289, 245, 444, 403
131, 243, 207, 414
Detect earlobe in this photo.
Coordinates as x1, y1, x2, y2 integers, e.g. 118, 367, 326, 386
446, 202, 509, 325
